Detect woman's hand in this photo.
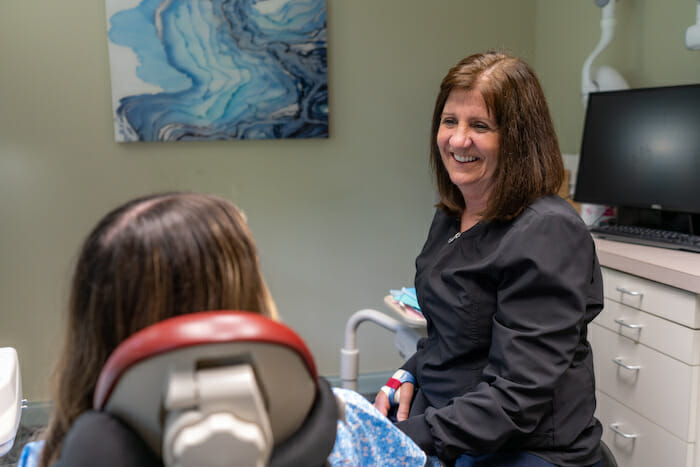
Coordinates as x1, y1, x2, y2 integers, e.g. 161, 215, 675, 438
373, 389, 391, 416
395, 382, 414, 421
373, 382, 414, 421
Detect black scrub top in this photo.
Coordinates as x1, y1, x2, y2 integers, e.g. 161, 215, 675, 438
397, 195, 603, 466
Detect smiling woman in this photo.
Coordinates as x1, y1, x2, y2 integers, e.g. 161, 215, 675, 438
429, 52, 564, 223
436, 88, 500, 230
372, 51, 604, 467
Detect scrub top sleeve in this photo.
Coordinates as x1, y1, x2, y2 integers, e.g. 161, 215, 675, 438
399, 337, 423, 377
396, 413, 437, 455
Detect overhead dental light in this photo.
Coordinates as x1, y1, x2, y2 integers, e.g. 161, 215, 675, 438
581, 0, 630, 107
686, 0, 700, 50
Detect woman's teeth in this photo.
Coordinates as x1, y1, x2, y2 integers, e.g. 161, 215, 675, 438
453, 154, 477, 163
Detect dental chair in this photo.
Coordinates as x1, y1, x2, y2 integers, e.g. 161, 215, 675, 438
52, 311, 340, 467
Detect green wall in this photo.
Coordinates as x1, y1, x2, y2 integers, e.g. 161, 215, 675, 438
0, 0, 535, 400
1, 0, 697, 401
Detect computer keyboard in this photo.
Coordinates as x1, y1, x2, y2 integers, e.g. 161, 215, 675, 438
590, 224, 700, 253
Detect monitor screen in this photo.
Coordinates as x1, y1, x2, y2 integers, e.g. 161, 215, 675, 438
574, 84, 700, 215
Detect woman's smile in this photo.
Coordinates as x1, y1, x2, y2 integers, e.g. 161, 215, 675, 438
452, 153, 479, 163
437, 88, 500, 201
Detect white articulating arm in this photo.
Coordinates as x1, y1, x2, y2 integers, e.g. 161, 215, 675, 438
686, 0, 700, 50
581, 0, 618, 106
339, 309, 404, 391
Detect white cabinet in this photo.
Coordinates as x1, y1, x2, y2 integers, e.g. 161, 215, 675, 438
589, 239, 700, 467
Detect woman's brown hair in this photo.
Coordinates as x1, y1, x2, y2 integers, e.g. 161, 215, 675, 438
39, 192, 277, 467
431, 51, 564, 220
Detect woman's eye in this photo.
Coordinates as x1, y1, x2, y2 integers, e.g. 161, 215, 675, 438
472, 122, 492, 132
441, 118, 457, 126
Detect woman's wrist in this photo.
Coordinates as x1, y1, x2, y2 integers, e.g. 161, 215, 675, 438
380, 369, 415, 406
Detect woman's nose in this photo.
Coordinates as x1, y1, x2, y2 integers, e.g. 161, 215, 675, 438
450, 127, 472, 147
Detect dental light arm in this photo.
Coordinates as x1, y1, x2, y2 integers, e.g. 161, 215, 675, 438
686, 0, 700, 50
581, 0, 629, 107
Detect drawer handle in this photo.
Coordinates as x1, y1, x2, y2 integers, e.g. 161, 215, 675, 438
612, 357, 641, 371
609, 422, 638, 439
615, 286, 643, 298
614, 318, 643, 330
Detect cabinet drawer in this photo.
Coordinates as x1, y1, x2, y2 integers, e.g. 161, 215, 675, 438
590, 324, 700, 441
602, 267, 700, 328
596, 390, 693, 467
594, 298, 700, 365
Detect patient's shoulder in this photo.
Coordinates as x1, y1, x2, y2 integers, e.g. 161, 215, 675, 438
52, 411, 161, 467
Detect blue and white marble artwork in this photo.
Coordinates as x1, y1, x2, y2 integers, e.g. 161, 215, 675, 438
104, 0, 328, 142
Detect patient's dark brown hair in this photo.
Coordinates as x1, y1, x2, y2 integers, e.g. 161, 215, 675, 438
39, 192, 277, 467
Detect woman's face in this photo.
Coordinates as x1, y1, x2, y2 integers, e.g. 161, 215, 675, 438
437, 88, 500, 201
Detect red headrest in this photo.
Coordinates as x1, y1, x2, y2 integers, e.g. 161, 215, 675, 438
93, 311, 317, 410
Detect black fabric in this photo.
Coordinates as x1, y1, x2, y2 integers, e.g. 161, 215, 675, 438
599, 440, 616, 467
269, 377, 338, 467
397, 196, 603, 466
51, 377, 338, 467
51, 411, 162, 467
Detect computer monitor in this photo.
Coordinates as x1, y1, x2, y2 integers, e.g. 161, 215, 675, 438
574, 84, 700, 225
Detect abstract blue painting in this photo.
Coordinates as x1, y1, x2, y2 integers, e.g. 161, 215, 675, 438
104, 0, 328, 142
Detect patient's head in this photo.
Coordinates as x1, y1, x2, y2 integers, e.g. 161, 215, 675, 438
40, 192, 277, 467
